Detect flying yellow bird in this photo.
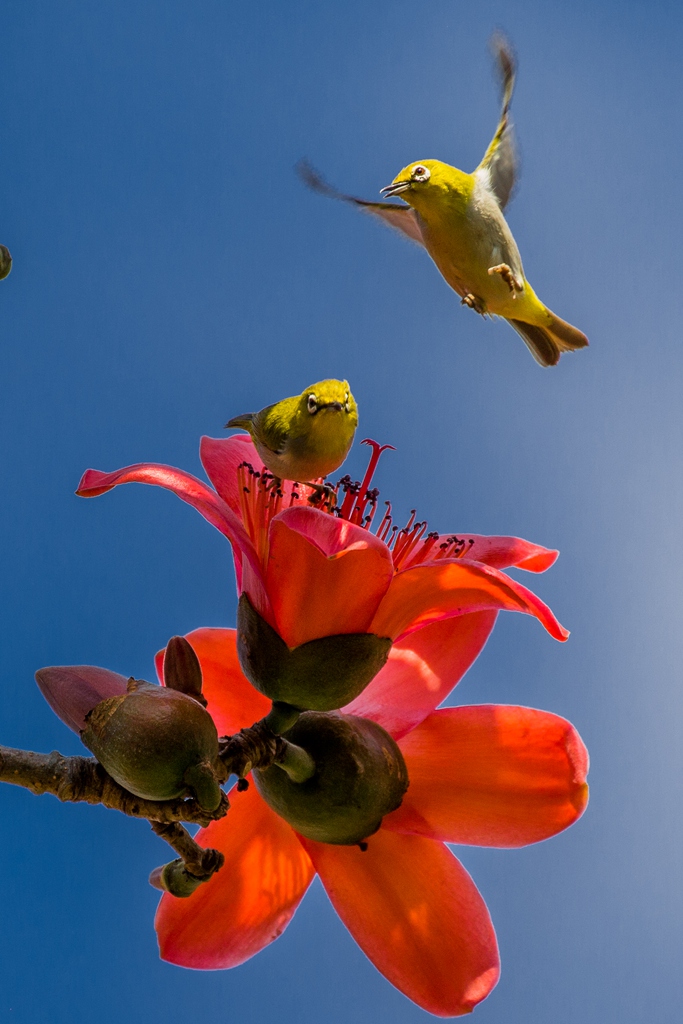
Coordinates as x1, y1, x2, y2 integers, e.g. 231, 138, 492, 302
225, 379, 358, 483
299, 37, 588, 367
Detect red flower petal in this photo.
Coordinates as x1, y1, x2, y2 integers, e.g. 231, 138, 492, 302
156, 785, 315, 969
344, 612, 497, 739
200, 434, 263, 513
384, 706, 589, 847
35, 665, 129, 734
155, 628, 270, 736
76, 463, 263, 582
301, 830, 499, 1016
406, 534, 559, 573
200, 435, 310, 516
265, 507, 394, 647
370, 559, 569, 642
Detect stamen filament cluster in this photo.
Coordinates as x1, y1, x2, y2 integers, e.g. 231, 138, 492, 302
237, 438, 475, 572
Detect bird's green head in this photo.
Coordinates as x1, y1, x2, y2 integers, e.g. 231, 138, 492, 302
297, 379, 358, 426
380, 160, 472, 216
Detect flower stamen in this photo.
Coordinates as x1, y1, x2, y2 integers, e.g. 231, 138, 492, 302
238, 444, 475, 573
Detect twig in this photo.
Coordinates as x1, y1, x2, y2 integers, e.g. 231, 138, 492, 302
219, 720, 287, 777
0, 745, 228, 826
150, 821, 224, 878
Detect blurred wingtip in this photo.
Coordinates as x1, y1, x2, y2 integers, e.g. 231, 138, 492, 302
490, 31, 516, 95
295, 158, 340, 200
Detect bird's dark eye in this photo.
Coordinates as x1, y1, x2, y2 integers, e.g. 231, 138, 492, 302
344, 392, 350, 413
307, 394, 318, 414
411, 165, 430, 183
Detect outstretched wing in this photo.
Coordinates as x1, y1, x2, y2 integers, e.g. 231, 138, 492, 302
474, 34, 517, 211
297, 160, 426, 247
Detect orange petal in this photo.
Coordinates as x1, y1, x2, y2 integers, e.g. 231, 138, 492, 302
344, 612, 497, 738
266, 507, 394, 647
371, 559, 569, 642
156, 628, 270, 736
454, 534, 558, 572
384, 706, 589, 846
76, 461, 262, 580
301, 830, 499, 1016
156, 785, 315, 969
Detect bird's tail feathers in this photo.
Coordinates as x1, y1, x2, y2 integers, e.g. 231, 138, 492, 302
225, 413, 255, 430
507, 314, 589, 367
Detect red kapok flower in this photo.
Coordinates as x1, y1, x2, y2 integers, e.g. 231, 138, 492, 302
151, 627, 588, 1017
78, 435, 567, 717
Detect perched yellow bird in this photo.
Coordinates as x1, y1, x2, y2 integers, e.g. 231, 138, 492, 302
225, 379, 358, 483
299, 37, 588, 367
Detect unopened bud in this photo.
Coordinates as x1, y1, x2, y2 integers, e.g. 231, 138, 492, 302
35, 665, 129, 734
237, 594, 391, 712
163, 636, 206, 706
254, 712, 408, 845
82, 680, 223, 810
149, 859, 205, 898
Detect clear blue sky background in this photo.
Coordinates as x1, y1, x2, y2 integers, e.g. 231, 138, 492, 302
1, 1, 681, 1020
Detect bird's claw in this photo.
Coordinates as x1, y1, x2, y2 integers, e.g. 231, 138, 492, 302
488, 263, 523, 296
461, 293, 487, 315
304, 482, 337, 509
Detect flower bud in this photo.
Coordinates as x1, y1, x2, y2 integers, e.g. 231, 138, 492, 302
163, 635, 206, 706
35, 665, 129, 734
254, 712, 408, 845
149, 859, 205, 898
237, 595, 392, 712
81, 680, 223, 811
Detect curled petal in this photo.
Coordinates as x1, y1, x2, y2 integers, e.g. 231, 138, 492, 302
156, 785, 314, 969
384, 706, 589, 846
345, 612, 497, 739
200, 434, 264, 513
404, 533, 558, 573
200, 435, 311, 516
155, 628, 270, 736
35, 665, 128, 734
76, 463, 263, 582
301, 830, 499, 1016
266, 507, 394, 647
370, 559, 569, 643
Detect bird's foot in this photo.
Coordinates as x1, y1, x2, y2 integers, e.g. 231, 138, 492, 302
304, 482, 337, 509
488, 264, 523, 296
461, 293, 487, 315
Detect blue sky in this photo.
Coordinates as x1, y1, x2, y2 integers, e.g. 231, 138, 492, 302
1, 1, 682, 1021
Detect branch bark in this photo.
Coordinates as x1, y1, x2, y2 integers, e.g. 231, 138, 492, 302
150, 820, 224, 881
0, 716, 297, 824
0, 745, 228, 826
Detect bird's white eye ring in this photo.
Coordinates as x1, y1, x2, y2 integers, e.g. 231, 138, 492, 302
411, 165, 430, 183
344, 392, 350, 413
307, 394, 318, 414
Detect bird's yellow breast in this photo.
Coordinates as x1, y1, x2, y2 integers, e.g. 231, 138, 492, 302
405, 165, 531, 316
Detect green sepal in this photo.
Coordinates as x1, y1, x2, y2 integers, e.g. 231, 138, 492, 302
254, 711, 408, 845
237, 594, 392, 712
183, 761, 223, 812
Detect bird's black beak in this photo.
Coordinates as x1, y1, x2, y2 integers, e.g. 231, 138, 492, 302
380, 181, 411, 198
319, 401, 343, 412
